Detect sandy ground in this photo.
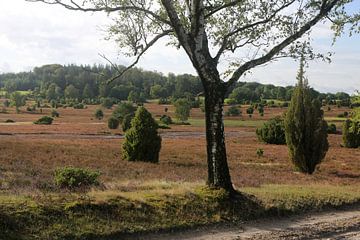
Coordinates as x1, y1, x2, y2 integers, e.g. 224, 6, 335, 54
129, 206, 360, 240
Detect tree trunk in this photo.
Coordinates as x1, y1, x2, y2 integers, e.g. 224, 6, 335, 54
203, 81, 234, 193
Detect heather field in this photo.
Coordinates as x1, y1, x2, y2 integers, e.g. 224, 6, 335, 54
0, 102, 359, 239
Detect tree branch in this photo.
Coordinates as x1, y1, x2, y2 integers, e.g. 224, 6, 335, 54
26, 0, 171, 25
106, 29, 173, 84
226, 0, 340, 88
214, 0, 296, 63
204, 0, 244, 18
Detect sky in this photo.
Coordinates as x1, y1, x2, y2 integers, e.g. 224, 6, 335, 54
0, 0, 359, 94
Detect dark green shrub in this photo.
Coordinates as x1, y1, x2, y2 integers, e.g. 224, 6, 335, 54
54, 167, 100, 189
122, 107, 161, 163
73, 103, 85, 109
256, 148, 264, 157
108, 116, 120, 129
160, 115, 173, 125
158, 98, 170, 104
284, 57, 328, 174
34, 116, 53, 125
226, 106, 241, 116
112, 102, 136, 122
51, 110, 59, 118
246, 106, 254, 116
225, 98, 237, 105
327, 123, 337, 134
101, 98, 114, 109
256, 116, 286, 144
342, 119, 360, 148
95, 109, 104, 120
258, 104, 264, 116
5, 119, 14, 123
122, 113, 135, 132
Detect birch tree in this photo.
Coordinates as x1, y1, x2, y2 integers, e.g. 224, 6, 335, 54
28, 0, 358, 193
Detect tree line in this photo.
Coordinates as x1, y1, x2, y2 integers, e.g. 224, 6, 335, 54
0, 64, 353, 106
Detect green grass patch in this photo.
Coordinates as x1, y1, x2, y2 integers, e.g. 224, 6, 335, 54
188, 118, 264, 128
1, 183, 360, 239
325, 117, 347, 122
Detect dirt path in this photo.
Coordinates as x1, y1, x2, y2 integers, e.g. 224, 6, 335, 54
131, 206, 360, 240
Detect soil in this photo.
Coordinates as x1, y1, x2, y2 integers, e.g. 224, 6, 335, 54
132, 206, 360, 240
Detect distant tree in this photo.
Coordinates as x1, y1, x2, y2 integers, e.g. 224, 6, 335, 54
284, 55, 329, 174
246, 106, 254, 117
112, 102, 137, 123
342, 119, 360, 148
108, 116, 120, 129
258, 104, 265, 116
82, 83, 94, 99
128, 90, 145, 104
174, 98, 191, 122
94, 109, 104, 120
64, 84, 80, 99
226, 106, 241, 116
256, 116, 286, 144
150, 84, 167, 99
10, 92, 26, 113
3, 99, 10, 108
101, 98, 113, 109
122, 107, 161, 163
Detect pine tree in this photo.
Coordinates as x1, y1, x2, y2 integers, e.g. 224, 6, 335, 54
284, 54, 329, 174
122, 107, 161, 163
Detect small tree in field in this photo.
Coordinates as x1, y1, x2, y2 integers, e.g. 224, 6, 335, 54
174, 98, 191, 122
11, 92, 26, 113
94, 109, 104, 120
284, 55, 329, 174
122, 107, 161, 163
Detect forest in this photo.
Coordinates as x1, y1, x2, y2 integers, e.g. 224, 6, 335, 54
0, 64, 353, 107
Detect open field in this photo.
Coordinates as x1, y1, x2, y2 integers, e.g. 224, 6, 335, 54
0, 102, 359, 239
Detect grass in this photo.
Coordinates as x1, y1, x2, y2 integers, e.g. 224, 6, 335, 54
188, 118, 265, 128
1, 183, 360, 239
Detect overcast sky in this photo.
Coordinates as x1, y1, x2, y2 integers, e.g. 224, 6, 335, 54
0, 0, 359, 94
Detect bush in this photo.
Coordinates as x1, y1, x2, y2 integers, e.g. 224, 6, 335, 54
101, 98, 114, 109
34, 116, 53, 125
122, 113, 135, 132
256, 148, 264, 157
256, 116, 286, 144
284, 58, 328, 174
122, 107, 161, 163
160, 115, 173, 125
174, 98, 191, 122
158, 98, 170, 104
225, 98, 237, 105
5, 119, 15, 123
246, 106, 254, 116
112, 102, 136, 122
327, 123, 337, 134
226, 106, 241, 116
73, 103, 85, 109
342, 119, 360, 148
54, 167, 100, 189
108, 116, 120, 129
94, 109, 104, 120
51, 110, 60, 118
